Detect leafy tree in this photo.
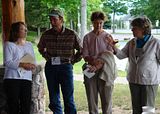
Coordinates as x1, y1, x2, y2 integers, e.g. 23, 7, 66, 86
103, 14, 112, 29
25, 0, 81, 36
87, 0, 104, 30
25, 0, 50, 36
147, 0, 160, 27
61, 0, 80, 31
129, 0, 160, 27
129, 0, 149, 16
103, 0, 128, 33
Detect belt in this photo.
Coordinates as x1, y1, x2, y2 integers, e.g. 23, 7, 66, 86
60, 59, 71, 64
48, 58, 71, 64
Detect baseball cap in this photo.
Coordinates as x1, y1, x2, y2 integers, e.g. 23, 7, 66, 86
48, 8, 64, 18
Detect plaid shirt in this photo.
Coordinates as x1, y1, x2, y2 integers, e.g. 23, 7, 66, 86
37, 27, 82, 64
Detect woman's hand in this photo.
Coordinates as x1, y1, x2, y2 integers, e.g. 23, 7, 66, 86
84, 56, 95, 66
106, 35, 118, 47
87, 65, 97, 72
19, 63, 36, 70
105, 35, 118, 54
87, 59, 104, 72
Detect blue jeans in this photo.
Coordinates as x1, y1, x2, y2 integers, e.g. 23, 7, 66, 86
45, 62, 77, 114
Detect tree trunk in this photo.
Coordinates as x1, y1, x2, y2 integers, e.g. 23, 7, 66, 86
112, 11, 116, 33
81, 0, 87, 39
70, 19, 73, 30
37, 27, 41, 36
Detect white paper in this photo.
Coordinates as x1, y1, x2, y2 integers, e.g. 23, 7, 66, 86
20, 53, 35, 64
18, 53, 35, 77
18, 68, 27, 77
83, 68, 95, 78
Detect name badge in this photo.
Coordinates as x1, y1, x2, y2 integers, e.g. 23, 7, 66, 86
51, 57, 61, 65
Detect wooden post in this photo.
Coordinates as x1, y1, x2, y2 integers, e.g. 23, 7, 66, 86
1, 0, 12, 42
1, 0, 25, 42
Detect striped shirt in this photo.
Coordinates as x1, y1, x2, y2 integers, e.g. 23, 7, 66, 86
37, 26, 82, 64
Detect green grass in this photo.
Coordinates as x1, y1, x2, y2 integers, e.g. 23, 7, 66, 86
73, 59, 85, 74
118, 70, 127, 77
45, 81, 160, 112
32, 44, 44, 62
73, 82, 132, 111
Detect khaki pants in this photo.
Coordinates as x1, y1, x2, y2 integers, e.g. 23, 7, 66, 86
84, 75, 113, 114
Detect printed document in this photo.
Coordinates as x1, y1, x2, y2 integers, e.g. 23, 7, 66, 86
19, 53, 36, 64
18, 53, 35, 77
83, 68, 95, 78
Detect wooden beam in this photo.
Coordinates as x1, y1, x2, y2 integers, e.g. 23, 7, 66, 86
11, 0, 25, 23
1, 0, 25, 42
1, 0, 12, 42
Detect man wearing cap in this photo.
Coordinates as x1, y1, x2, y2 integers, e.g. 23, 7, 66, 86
37, 8, 82, 114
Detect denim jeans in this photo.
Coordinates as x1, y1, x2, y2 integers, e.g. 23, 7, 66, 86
45, 62, 77, 114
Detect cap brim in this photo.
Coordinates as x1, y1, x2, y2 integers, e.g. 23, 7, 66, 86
48, 14, 59, 17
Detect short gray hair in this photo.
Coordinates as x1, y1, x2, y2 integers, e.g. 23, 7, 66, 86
131, 16, 152, 35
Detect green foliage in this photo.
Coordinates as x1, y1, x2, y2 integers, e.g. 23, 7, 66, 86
129, 0, 149, 16
25, 0, 50, 29
102, 0, 128, 33
129, 0, 160, 26
147, 0, 160, 24
26, 31, 37, 43
32, 44, 44, 62
24, 0, 81, 31
103, 15, 112, 29
87, 0, 106, 29
103, 0, 128, 15
26, 36, 35, 43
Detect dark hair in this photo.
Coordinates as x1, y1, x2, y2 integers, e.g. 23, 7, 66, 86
91, 11, 106, 22
131, 16, 152, 35
9, 22, 26, 42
